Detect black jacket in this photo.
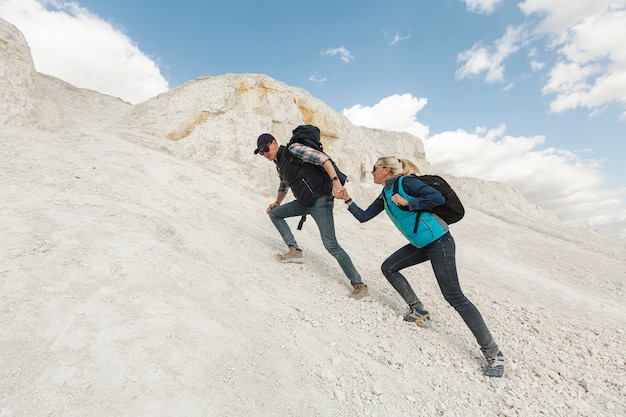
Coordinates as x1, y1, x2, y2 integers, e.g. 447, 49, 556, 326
275, 145, 329, 207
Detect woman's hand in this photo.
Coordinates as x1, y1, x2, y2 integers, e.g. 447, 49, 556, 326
391, 194, 408, 207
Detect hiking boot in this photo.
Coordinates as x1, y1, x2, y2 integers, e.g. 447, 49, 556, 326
403, 308, 431, 327
348, 283, 368, 300
275, 246, 303, 263
484, 351, 506, 378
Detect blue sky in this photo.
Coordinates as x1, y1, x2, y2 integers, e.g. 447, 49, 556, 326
1, 0, 625, 244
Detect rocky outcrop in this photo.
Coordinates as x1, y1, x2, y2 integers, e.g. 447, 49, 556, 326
0, 18, 131, 131
0, 18, 36, 127
118, 74, 430, 187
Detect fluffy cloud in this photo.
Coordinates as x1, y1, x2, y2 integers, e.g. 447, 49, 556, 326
308, 72, 328, 85
463, 0, 503, 14
343, 93, 626, 237
0, 0, 168, 103
321, 46, 354, 63
517, 0, 616, 33
456, 26, 525, 83
534, 4, 626, 113
343, 94, 429, 139
458, 0, 626, 116
423, 127, 610, 219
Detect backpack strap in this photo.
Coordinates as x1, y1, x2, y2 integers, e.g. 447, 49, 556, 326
297, 214, 307, 230
381, 175, 403, 207
392, 175, 415, 212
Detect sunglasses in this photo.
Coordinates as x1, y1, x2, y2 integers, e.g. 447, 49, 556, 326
372, 165, 385, 172
258, 146, 270, 155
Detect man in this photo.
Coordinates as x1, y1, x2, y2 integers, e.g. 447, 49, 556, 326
254, 132, 368, 300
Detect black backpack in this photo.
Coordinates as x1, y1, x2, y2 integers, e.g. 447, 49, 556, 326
285, 125, 348, 188
284, 125, 348, 229
388, 174, 465, 226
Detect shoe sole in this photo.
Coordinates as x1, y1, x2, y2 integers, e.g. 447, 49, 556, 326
348, 291, 369, 300
275, 255, 304, 263
405, 313, 431, 327
414, 319, 432, 328
484, 364, 506, 377
484, 355, 506, 377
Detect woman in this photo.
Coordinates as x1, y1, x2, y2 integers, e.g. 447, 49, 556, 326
342, 156, 505, 377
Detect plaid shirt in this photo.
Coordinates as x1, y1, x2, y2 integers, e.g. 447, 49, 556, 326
277, 143, 330, 193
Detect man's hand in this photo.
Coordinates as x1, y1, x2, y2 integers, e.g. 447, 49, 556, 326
266, 201, 280, 214
332, 181, 345, 199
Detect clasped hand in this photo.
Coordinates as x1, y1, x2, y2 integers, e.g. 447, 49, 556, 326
332, 183, 345, 199
391, 194, 408, 207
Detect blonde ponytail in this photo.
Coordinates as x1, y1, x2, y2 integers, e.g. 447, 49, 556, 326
376, 156, 421, 176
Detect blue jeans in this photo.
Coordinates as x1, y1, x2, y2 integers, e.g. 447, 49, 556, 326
381, 233, 499, 358
269, 197, 363, 286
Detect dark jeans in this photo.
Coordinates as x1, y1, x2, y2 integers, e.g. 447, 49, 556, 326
269, 197, 362, 286
381, 233, 499, 358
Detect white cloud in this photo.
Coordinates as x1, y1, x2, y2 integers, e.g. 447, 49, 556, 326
386, 31, 410, 46
530, 60, 545, 71
0, 0, 168, 103
342, 94, 429, 139
528, 48, 545, 71
308, 72, 328, 85
588, 208, 626, 242
458, 1, 626, 117
502, 82, 515, 92
520, 1, 626, 115
544, 63, 626, 113
422, 126, 626, 230
518, 0, 616, 33
342, 94, 626, 237
456, 26, 525, 83
321, 46, 354, 63
463, 0, 503, 14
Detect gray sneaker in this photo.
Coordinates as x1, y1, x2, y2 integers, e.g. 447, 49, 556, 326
484, 351, 506, 378
275, 246, 303, 263
348, 283, 368, 300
